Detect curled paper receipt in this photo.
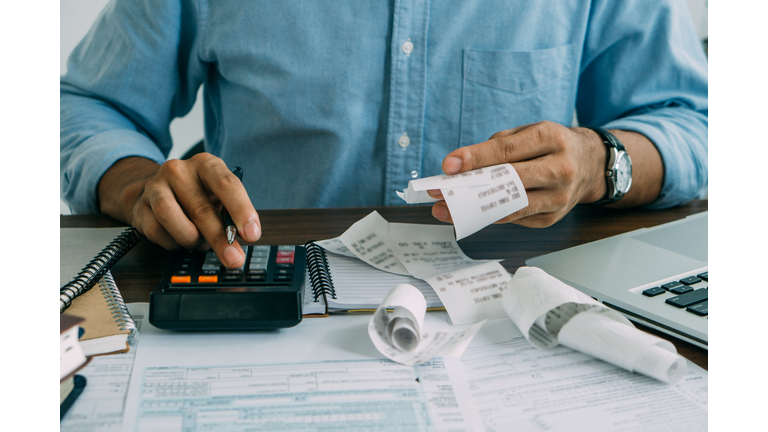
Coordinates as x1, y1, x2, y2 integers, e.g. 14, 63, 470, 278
368, 284, 486, 366
502, 267, 688, 384
321, 211, 513, 325
397, 163, 528, 240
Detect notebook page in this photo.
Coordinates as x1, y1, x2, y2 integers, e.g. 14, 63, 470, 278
325, 254, 442, 310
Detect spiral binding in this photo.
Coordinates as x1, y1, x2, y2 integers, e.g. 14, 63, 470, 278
60, 227, 141, 312
304, 241, 337, 301
98, 270, 138, 344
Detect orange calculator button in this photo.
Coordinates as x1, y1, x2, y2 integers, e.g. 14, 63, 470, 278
198, 275, 218, 283
171, 275, 191, 283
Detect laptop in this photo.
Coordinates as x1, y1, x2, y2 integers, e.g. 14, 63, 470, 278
525, 211, 708, 349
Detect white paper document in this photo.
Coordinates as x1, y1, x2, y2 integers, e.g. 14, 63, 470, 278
461, 326, 708, 432
397, 163, 528, 240
368, 284, 485, 366
502, 267, 687, 384
128, 358, 482, 432
114, 306, 707, 432
120, 313, 484, 432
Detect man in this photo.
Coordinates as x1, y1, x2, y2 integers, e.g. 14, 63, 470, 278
60, 1, 708, 269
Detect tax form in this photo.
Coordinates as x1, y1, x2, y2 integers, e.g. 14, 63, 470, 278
120, 311, 484, 432
460, 320, 708, 431
114, 308, 707, 432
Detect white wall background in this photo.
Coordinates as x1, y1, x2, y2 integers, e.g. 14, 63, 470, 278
60, 0, 709, 214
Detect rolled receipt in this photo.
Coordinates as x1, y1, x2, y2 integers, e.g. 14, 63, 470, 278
502, 267, 687, 384
397, 168, 494, 204
368, 284, 486, 366
387, 307, 421, 352
397, 164, 528, 240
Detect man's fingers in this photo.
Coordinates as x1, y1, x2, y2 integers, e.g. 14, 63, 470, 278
131, 204, 181, 251
181, 184, 246, 268
443, 122, 556, 174
159, 156, 247, 268
427, 189, 443, 199
494, 190, 569, 227
488, 124, 532, 139
143, 179, 202, 249
431, 201, 453, 223
193, 155, 262, 243
510, 157, 578, 190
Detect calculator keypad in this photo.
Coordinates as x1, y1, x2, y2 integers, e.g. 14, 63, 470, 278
165, 245, 296, 289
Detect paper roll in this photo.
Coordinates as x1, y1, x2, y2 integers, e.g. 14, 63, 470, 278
503, 267, 687, 384
368, 284, 485, 366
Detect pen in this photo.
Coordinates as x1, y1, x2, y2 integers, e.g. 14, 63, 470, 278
222, 166, 244, 244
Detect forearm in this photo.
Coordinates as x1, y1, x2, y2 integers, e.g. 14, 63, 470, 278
97, 157, 161, 224
60, 88, 169, 214
602, 108, 708, 209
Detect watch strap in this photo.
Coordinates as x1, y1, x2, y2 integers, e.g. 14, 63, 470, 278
587, 127, 626, 205
587, 127, 625, 152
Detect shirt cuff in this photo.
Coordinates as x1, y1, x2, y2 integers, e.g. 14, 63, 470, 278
602, 109, 707, 209
61, 129, 167, 214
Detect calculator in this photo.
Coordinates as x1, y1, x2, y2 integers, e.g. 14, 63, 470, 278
149, 245, 306, 330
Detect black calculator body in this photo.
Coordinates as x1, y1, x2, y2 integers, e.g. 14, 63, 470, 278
149, 245, 305, 330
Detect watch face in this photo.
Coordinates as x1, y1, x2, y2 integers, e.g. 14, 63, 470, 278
616, 153, 632, 194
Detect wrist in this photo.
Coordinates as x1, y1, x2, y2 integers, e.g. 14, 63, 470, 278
575, 127, 609, 204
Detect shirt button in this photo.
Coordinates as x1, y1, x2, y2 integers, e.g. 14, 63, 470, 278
410, 170, 419, 179
402, 40, 414, 55
398, 134, 410, 149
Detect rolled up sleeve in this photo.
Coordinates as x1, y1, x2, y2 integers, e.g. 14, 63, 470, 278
577, 0, 708, 208
60, 0, 206, 214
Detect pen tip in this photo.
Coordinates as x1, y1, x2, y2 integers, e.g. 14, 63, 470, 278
226, 226, 237, 244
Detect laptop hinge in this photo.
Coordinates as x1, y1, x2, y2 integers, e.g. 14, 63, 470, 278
602, 301, 708, 347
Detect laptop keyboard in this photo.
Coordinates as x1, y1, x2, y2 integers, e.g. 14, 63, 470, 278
640, 270, 708, 316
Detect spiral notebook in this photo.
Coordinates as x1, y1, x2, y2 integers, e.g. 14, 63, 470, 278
302, 242, 443, 315
60, 227, 141, 355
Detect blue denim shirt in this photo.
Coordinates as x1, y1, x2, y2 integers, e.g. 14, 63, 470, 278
61, 0, 708, 214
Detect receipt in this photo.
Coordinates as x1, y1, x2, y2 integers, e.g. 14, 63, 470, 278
368, 284, 486, 366
388, 223, 510, 325
397, 168, 494, 203
397, 164, 528, 240
502, 267, 687, 384
338, 212, 409, 275
312, 238, 356, 257
319, 212, 513, 325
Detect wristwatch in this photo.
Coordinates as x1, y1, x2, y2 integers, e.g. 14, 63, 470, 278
588, 127, 632, 205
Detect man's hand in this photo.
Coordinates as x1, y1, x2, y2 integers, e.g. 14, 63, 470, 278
429, 121, 663, 227
97, 153, 262, 268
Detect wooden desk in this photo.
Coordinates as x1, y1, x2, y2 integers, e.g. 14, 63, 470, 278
61, 200, 708, 369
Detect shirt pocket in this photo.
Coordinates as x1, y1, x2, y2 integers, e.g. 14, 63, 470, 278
459, 44, 576, 147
